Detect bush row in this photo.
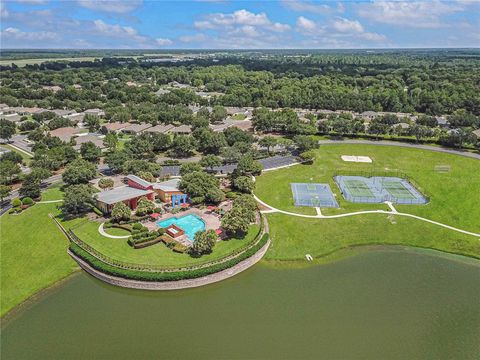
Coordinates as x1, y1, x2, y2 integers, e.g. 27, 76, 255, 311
70, 233, 269, 282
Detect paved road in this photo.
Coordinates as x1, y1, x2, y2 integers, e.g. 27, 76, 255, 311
9, 135, 34, 155
318, 139, 480, 160
159, 155, 300, 177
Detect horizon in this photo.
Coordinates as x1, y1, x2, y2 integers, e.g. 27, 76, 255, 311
1, 0, 479, 50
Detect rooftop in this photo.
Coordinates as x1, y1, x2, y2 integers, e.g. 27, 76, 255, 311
122, 123, 152, 133
145, 124, 174, 133
153, 178, 181, 192
96, 186, 154, 205
126, 174, 153, 188
103, 122, 129, 131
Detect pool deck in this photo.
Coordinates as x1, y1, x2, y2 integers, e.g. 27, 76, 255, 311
143, 208, 222, 246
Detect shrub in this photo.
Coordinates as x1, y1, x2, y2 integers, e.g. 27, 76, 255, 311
225, 191, 238, 199
92, 207, 103, 216
11, 198, 21, 208
21, 197, 34, 206
173, 243, 188, 253
132, 223, 143, 231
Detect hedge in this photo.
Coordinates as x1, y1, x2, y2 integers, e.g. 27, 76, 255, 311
70, 233, 269, 282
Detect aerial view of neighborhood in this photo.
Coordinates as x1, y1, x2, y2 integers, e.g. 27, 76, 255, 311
0, 1, 479, 359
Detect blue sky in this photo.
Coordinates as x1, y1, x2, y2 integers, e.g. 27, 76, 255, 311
1, 0, 479, 49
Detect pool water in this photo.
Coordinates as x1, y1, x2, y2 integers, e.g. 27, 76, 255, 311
157, 214, 205, 241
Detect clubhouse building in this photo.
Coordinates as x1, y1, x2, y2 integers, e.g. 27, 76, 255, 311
95, 175, 185, 214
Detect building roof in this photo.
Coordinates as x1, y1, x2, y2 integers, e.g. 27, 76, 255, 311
49, 126, 81, 141
0, 104, 9, 110
84, 108, 105, 116
126, 174, 153, 188
153, 178, 181, 192
122, 123, 152, 133
169, 124, 192, 134
52, 109, 76, 117
145, 124, 174, 133
103, 122, 128, 131
0, 113, 22, 122
473, 129, 480, 138
73, 134, 105, 150
96, 186, 153, 205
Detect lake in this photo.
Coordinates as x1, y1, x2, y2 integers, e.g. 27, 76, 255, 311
2, 248, 479, 360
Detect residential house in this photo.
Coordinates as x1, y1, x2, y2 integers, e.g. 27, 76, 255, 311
436, 116, 449, 128
144, 124, 174, 134
84, 108, 105, 117
48, 127, 82, 142
169, 125, 192, 135
121, 123, 153, 134
73, 134, 106, 151
52, 109, 76, 118
42, 85, 62, 92
0, 113, 22, 122
152, 178, 183, 203
472, 129, 480, 139
102, 122, 129, 133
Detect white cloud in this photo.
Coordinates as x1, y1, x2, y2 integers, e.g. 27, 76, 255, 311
194, 9, 290, 32
356, 1, 468, 28
332, 18, 363, 33
1, 27, 58, 43
14, 0, 50, 4
282, 0, 333, 14
155, 38, 173, 46
296, 16, 317, 32
78, 0, 143, 14
179, 33, 208, 43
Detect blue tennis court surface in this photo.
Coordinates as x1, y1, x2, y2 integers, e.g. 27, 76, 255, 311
291, 183, 339, 208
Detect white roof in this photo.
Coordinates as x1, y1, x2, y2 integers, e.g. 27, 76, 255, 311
153, 178, 181, 192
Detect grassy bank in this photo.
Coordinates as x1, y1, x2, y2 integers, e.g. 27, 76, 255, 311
0, 189, 77, 316
255, 144, 480, 261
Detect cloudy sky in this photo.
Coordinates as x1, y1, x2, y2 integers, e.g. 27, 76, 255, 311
1, 0, 479, 49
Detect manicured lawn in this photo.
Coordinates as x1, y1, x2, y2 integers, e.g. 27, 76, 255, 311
231, 113, 247, 120
40, 184, 64, 201
103, 227, 132, 236
255, 144, 480, 261
62, 218, 260, 268
0, 194, 77, 316
265, 213, 480, 262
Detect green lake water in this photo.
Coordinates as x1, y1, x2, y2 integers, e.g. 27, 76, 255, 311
2, 249, 479, 360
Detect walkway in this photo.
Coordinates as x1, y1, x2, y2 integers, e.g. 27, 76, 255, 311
98, 223, 130, 239
318, 139, 480, 160
253, 195, 480, 238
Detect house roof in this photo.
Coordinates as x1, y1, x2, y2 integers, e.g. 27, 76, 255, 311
49, 126, 81, 141
103, 122, 128, 131
84, 108, 105, 116
153, 178, 181, 192
473, 129, 480, 138
52, 109, 75, 117
73, 134, 105, 150
122, 123, 152, 133
0, 113, 22, 122
169, 125, 192, 134
126, 174, 153, 188
96, 186, 153, 205
145, 124, 174, 133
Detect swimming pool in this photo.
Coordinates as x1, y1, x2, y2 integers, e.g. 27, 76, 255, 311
157, 214, 206, 241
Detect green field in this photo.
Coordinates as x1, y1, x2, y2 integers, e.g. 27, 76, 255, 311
255, 144, 480, 262
0, 57, 100, 67
0, 188, 76, 316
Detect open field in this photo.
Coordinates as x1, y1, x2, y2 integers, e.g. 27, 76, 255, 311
255, 144, 480, 261
0, 189, 76, 316
64, 218, 260, 268
0, 57, 102, 67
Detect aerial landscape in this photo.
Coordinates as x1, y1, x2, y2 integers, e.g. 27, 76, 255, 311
0, 0, 479, 359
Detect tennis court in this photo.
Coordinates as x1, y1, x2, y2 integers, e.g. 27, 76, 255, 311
334, 176, 428, 204
291, 183, 339, 208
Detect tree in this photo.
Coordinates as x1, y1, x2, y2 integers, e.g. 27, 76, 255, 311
124, 159, 161, 176
0, 119, 16, 142
105, 150, 129, 173
135, 196, 155, 216
293, 135, 318, 152
179, 171, 225, 204
195, 128, 227, 155
137, 171, 155, 183
224, 127, 254, 146
0, 151, 22, 164
0, 160, 21, 184
299, 150, 316, 164
0, 185, 12, 204
409, 124, 433, 143
80, 141, 102, 163
189, 229, 218, 256
169, 135, 195, 158
200, 154, 222, 172
19, 174, 42, 199
234, 154, 263, 176
103, 133, 118, 151
111, 202, 130, 222
221, 206, 250, 236
62, 158, 96, 186
259, 136, 277, 155
233, 176, 255, 193
210, 105, 227, 123
84, 114, 100, 132
63, 184, 95, 216
98, 177, 114, 190
179, 162, 203, 176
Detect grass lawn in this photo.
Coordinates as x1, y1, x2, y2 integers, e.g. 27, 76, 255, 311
231, 113, 247, 120
255, 144, 480, 261
0, 194, 77, 316
0, 57, 100, 67
40, 184, 64, 201
103, 227, 132, 236
62, 218, 260, 269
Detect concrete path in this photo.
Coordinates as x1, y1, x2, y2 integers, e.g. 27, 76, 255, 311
98, 222, 131, 239
318, 139, 480, 160
253, 195, 480, 238
37, 200, 64, 204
